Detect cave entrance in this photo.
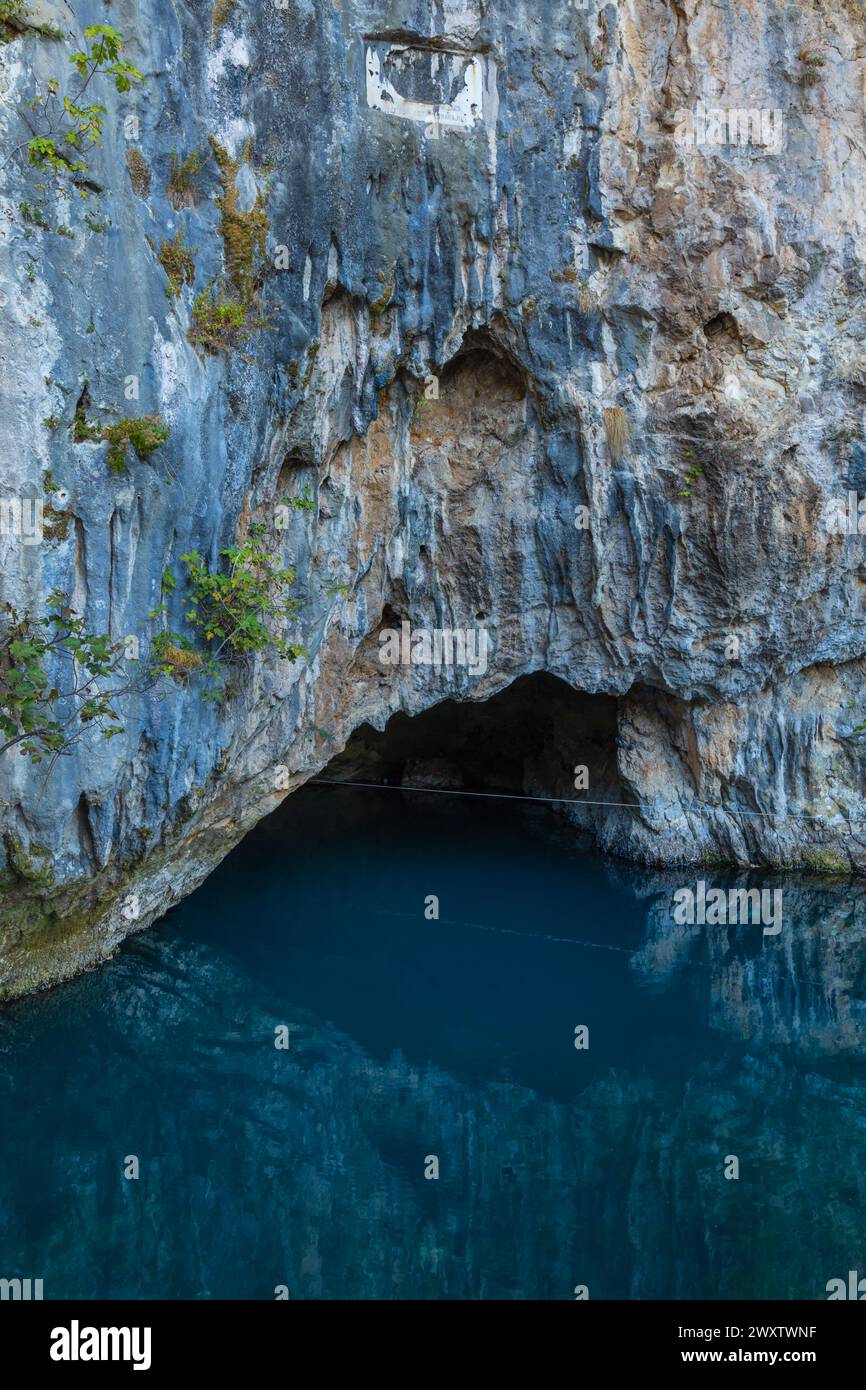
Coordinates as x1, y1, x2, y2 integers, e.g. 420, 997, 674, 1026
318, 672, 628, 841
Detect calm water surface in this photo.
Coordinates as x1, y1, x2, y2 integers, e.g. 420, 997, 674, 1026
2, 785, 865, 1299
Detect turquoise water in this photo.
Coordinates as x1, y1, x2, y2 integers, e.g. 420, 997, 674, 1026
2, 785, 866, 1299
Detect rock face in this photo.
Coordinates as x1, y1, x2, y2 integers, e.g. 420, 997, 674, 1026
1, 0, 866, 998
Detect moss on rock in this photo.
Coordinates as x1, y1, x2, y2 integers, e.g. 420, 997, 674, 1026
103, 416, 170, 475
158, 227, 196, 298
125, 147, 151, 197
210, 138, 268, 304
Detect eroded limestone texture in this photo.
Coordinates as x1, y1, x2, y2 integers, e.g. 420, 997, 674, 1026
2, 0, 866, 996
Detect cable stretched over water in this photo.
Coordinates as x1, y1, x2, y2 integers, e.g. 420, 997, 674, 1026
358, 903, 637, 955
309, 776, 861, 828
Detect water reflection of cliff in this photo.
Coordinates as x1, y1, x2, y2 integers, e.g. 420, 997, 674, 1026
622, 867, 866, 1057
2, 895, 866, 1301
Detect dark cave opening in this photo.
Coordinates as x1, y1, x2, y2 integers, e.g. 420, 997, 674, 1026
319, 672, 627, 829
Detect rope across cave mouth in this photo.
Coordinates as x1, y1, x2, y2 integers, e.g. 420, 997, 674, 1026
310, 777, 845, 825
309, 672, 852, 831
317, 672, 626, 822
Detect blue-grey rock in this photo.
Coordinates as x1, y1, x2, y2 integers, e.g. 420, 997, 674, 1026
1, 0, 866, 996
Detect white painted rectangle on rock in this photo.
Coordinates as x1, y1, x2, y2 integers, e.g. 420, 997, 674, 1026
365, 43, 488, 134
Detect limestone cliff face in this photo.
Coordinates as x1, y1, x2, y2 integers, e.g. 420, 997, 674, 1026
2, 0, 866, 997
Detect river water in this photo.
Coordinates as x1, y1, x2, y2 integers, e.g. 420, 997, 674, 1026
1, 784, 865, 1299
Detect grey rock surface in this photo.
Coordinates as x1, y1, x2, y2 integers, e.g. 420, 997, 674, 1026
2, 0, 866, 996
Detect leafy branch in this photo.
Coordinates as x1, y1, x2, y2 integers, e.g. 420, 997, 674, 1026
0, 592, 154, 768
6, 25, 141, 182
153, 521, 306, 702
